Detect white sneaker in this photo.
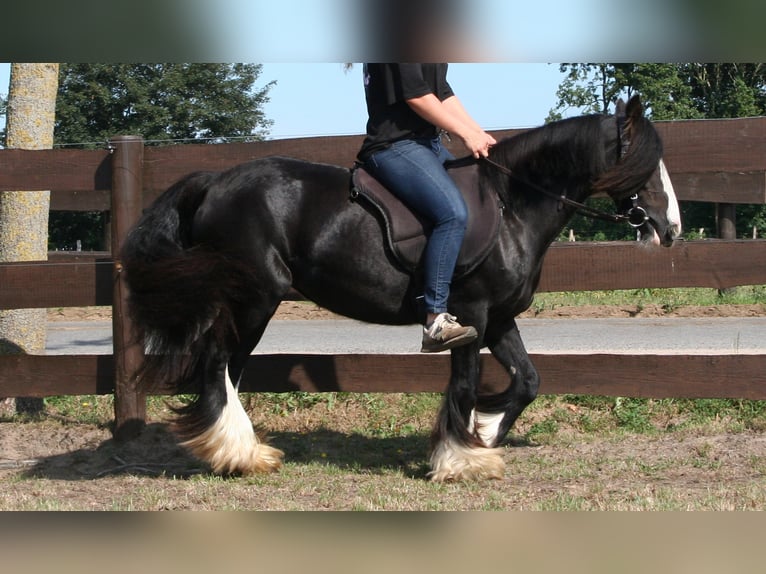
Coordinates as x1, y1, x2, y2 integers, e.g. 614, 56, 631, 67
421, 313, 478, 353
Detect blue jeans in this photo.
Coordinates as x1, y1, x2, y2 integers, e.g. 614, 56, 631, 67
364, 137, 468, 316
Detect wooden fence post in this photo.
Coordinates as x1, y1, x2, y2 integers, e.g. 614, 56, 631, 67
109, 135, 146, 441
716, 203, 737, 240
716, 202, 737, 296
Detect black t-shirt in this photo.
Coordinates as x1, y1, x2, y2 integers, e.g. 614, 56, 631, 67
357, 63, 454, 161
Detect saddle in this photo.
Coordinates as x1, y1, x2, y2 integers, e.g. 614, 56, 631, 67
351, 159, 503, 279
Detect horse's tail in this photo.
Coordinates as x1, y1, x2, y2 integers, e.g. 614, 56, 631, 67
120, 171, 251, 394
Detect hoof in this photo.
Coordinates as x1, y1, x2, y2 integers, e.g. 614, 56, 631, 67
428, 436, 505, 482
178, 365, 285, 475
180, 430, 285, 476
232, 442, 285, 476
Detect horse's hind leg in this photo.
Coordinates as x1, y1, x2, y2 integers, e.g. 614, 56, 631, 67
175, 298, 287, 475
176, 352, 283, 475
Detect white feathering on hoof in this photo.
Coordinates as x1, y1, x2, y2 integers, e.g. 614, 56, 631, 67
428, 436, 505, 482
468, 409, 506, 447
180, 366, 284, 475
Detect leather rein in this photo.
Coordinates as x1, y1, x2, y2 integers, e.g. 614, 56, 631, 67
480, 116, 650, 229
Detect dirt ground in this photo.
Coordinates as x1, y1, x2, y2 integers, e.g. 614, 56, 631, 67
1, 415, 764, 510
0, 301, 763, 509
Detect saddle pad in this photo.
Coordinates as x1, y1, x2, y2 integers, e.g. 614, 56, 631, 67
351, 161, 503, 279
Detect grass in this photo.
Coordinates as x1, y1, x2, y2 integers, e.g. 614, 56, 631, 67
523, 395, 766, 439
2, 391, 765, 510
529, 285, 766, 312
40, 394, 116, 425
18, 391, 766, 456
2, 287, 763, 509
8, 374, 766, 449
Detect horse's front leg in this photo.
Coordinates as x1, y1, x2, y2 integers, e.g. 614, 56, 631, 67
428, 341, 506, 482
474, 320, 540, 447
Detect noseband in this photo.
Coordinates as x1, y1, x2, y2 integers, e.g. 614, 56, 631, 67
482, 115, 650, 228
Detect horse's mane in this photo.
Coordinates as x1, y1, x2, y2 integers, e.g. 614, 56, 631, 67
592, 112, 663, 198
495, 114, 607, 178
486, 112, 662, 202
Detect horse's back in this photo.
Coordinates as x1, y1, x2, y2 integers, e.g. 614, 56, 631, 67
207, 156, 350, 201
190, 156, 353, 246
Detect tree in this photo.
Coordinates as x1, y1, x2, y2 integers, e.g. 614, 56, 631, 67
0, 63, 58, 414
1, 63, 58, 351
680, 63, 766, 119
51, 64, 275, 250
546, 63, 621, 121
549, 63, 766, 240
55, 63, 274, 147
0, 92, 6, 144
547, 63, 702, 122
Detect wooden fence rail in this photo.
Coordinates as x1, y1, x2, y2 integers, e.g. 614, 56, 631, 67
2, 353, 765, 401
1, 117, 766, 438
2, 239, 766, 311
3, 118, 766, 204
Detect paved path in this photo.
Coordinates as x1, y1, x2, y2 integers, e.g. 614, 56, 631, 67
45, 317, 766, 355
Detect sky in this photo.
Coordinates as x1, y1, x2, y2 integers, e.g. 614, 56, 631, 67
2, 1, 763, 140
0, 62, 567, 141
4, 0, 761, 63
259, 63, 566, 139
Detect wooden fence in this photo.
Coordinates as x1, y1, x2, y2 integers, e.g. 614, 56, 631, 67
1, 118, 766, 438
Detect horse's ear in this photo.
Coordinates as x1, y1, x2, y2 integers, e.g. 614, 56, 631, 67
626, 95, 644, 119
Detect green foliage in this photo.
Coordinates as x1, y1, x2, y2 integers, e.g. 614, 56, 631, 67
550, 63, 766, 240
525, 418, 559, 441
550, 63, 766, 121
55, 63, 274, 147
738, 204, 766, 238
253, 392, 336, 417
48, 211, 106, 251
50, 63, 275, 250
525, 394, 766, 439
664, 398, 766, 431
681, 63, 766, 119
546, 63, 618, 121
547, 63, 701, 122
612, 397, 654, 433
33, 392, 766, 437
43, 394, 114, 425
558, 198, 638, 241
532, 285, 766, 310
617, 63, 702, 120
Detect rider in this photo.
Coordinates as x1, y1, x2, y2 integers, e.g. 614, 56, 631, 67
357, 63, 497, 353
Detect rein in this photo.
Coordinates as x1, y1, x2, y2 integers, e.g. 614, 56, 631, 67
483, 157, 643, 227
481, 115, 650, 229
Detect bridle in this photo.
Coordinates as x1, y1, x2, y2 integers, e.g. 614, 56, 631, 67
481, 115, 651, 229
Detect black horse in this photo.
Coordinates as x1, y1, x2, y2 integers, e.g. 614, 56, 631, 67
121, 96, 681, 481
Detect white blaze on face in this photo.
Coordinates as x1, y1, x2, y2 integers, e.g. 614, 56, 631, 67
659, 159, 682, 238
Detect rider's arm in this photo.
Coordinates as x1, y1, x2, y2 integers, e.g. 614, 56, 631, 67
406, 93, 496, 158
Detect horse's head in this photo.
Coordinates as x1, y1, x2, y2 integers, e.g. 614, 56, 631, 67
598, 95, 682, 246
616, 157, 682, 247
